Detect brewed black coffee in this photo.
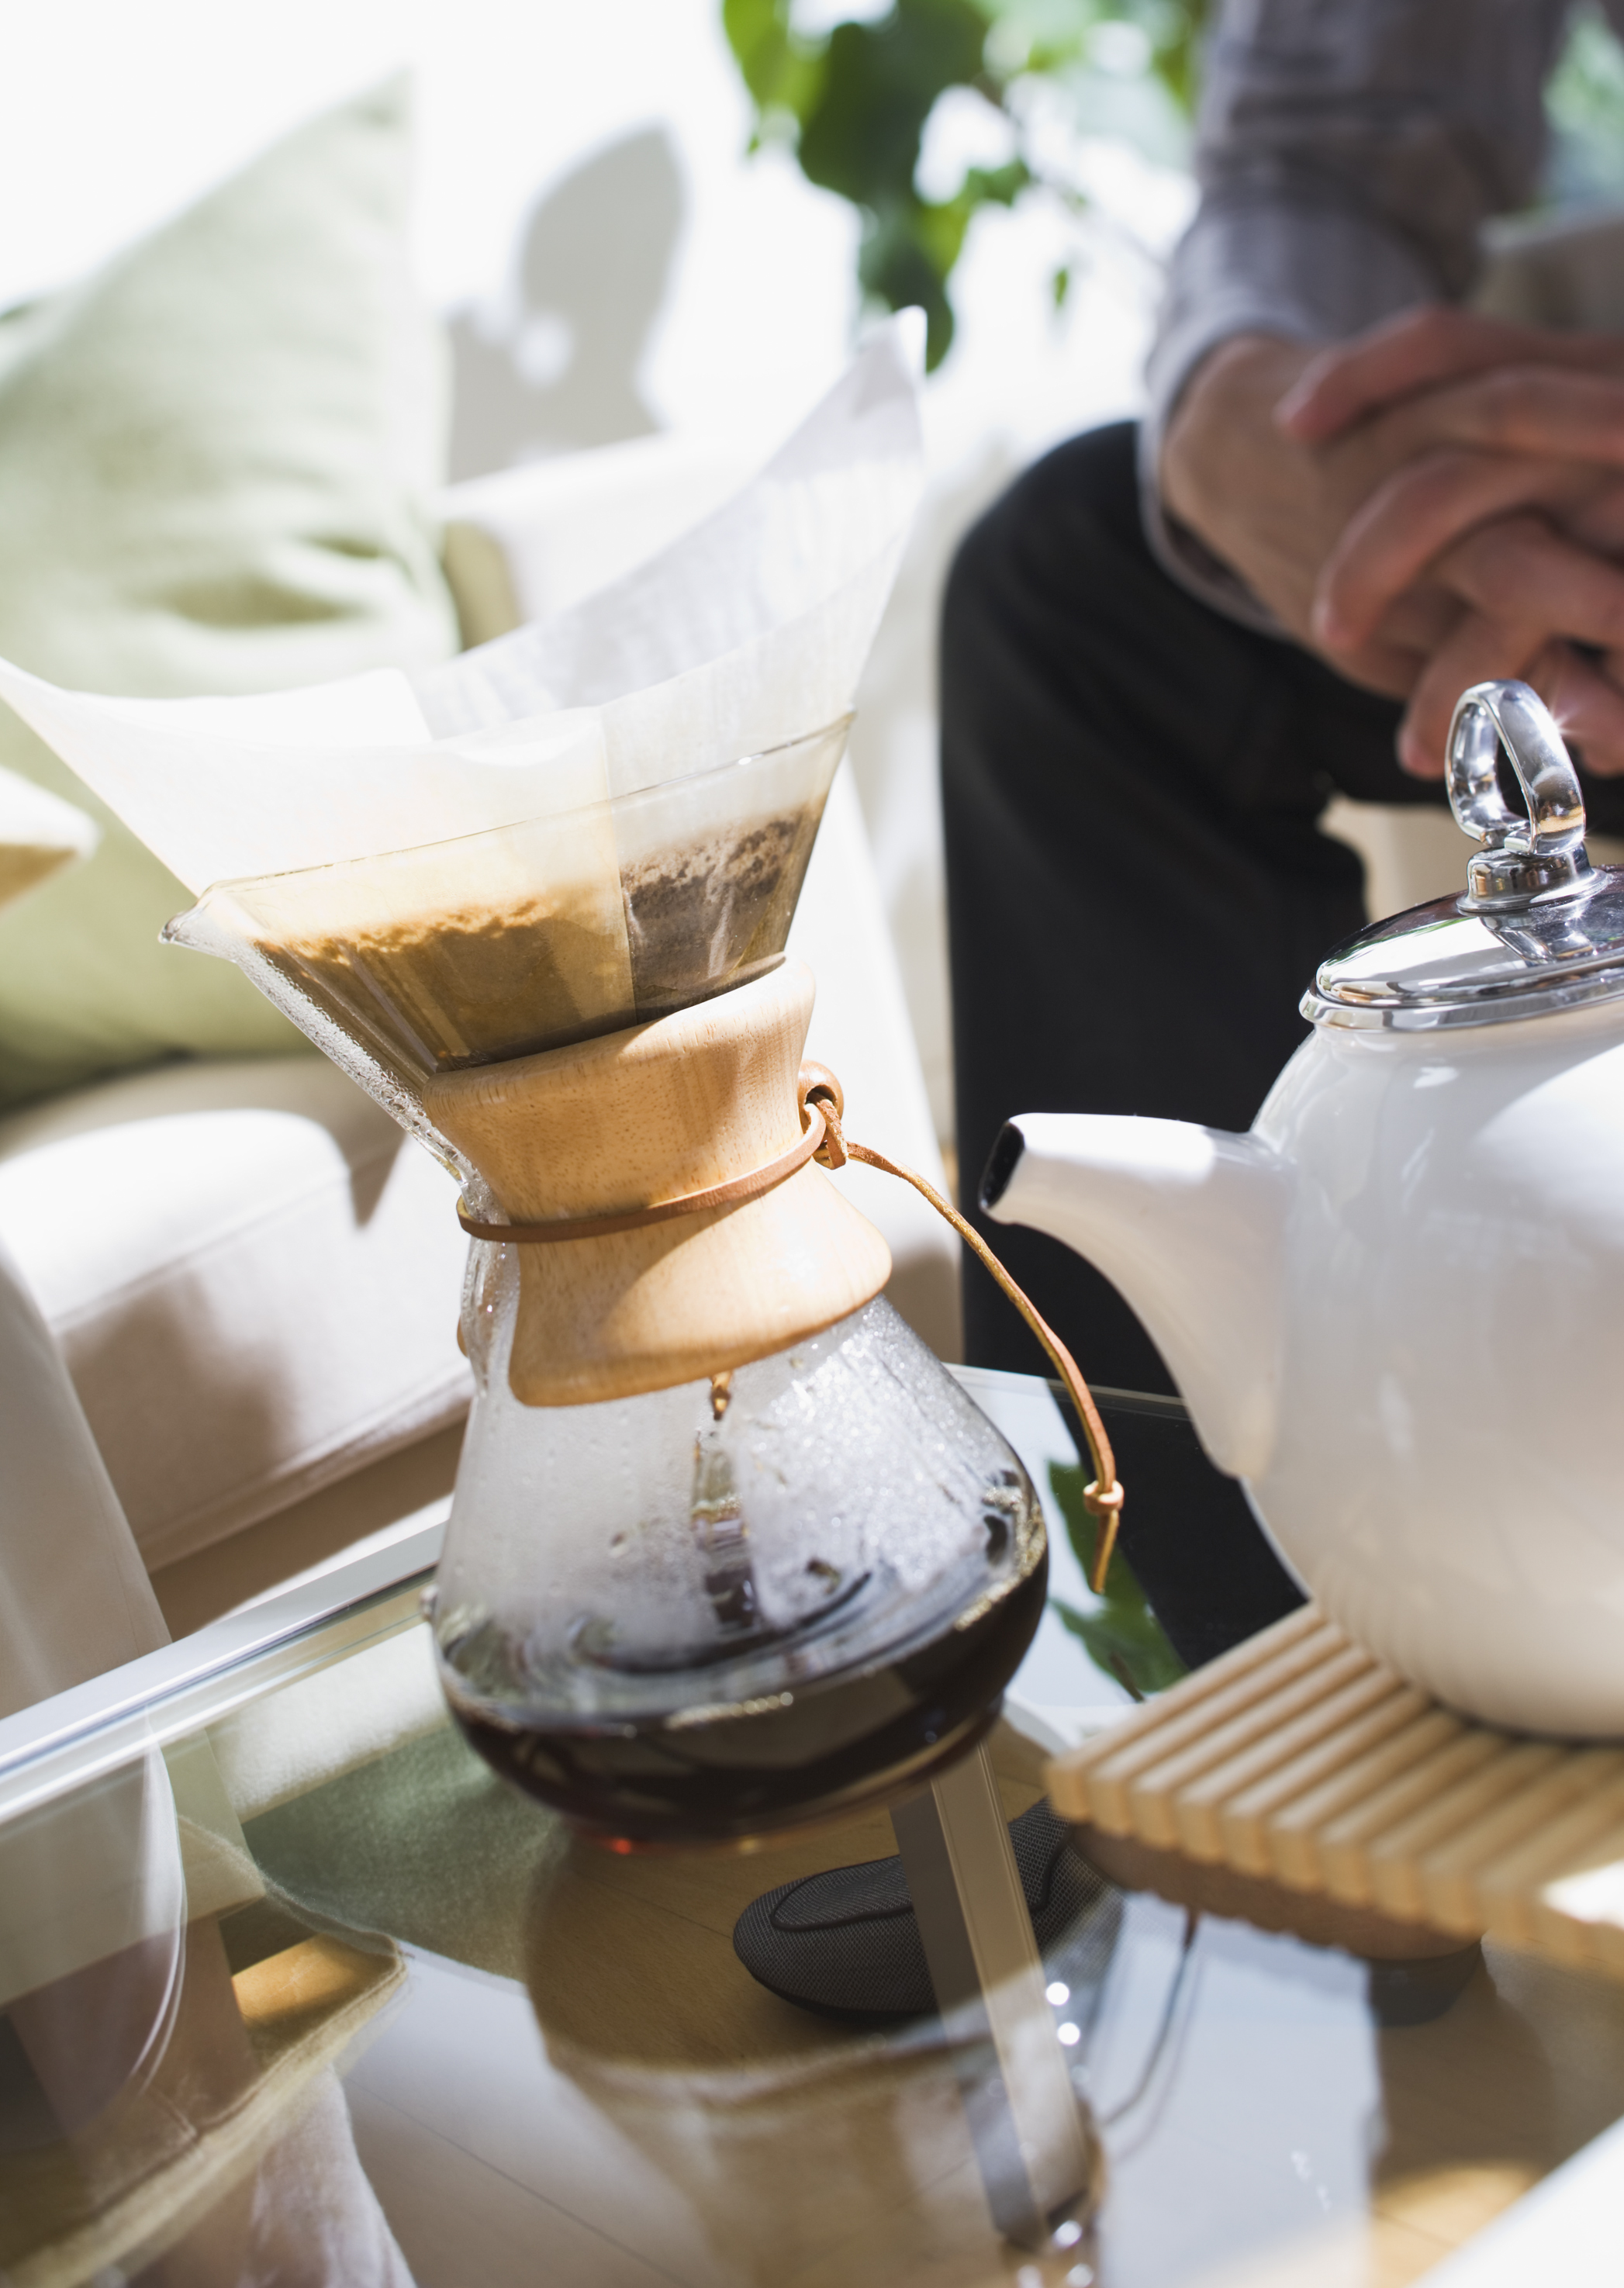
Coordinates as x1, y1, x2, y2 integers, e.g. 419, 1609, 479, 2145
441, 1546, 1047, 1848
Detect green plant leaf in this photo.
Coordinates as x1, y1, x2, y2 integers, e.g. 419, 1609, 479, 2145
859, 201, 960, 367
720, 0, 1209, 369
796, 1, 991, 208
723, 0, 828, 122
1047, 1460, 1186, 1699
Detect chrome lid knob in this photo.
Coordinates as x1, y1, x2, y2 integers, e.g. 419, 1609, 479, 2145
1446, 680, 1594, 911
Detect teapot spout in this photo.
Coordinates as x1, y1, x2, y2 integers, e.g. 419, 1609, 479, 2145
980, 1114, 1291, 1479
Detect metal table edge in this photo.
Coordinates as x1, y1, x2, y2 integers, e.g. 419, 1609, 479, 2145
0, 1508, 449, 1800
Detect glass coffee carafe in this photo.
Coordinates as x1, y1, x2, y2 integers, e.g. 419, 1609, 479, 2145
166, 721, 1049, 1848
440, 1281, 1045, 1846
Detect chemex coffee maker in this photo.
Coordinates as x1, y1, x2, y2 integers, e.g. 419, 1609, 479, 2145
0, 326, 1110, 2245
164, 716, 1059, 1848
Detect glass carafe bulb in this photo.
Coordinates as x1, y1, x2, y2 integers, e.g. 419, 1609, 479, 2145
432, 1265, 1048, 1848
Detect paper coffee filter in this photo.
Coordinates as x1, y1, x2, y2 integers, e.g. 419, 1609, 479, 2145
194, 803, 631, 1075
584, 546, 900, 800
0, 316, 921, 891
417, 316, 925, 788
0, 657, 613, 893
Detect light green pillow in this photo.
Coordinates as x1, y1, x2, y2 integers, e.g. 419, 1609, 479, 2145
0, 79, 460, 1107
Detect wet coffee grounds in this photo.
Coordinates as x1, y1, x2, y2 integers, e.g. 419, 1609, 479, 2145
259, 810, 811, 1076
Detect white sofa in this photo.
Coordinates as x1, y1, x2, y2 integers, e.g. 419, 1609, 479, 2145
0, 441, 959, 1633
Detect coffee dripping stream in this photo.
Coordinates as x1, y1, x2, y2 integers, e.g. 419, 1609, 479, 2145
164, 724, 1066, 1850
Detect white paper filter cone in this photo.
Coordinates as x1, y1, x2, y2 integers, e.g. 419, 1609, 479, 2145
0, 320, 924, 891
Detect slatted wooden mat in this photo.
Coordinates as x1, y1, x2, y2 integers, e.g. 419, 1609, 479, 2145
1046, 1603, 1624, 1975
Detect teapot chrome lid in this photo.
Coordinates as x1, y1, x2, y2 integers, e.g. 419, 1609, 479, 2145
1304, 680, 1624, 1032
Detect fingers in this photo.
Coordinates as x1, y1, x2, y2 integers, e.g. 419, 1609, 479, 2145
1533, 645, 1624, 776
1378, 580, 1467, 657
1277, 305, 1623, 442
1443, 515, 1624, 652
1323, 584, 1460, 700
1560, 477, 1624, 556
1377, 365, 1624, 469
1395, 616, 1547, 777
1280, 309, 1584, 441
1311, 452, 1596, 651
1399, 629, 1624, 779
1378, 515, 1624, 774
1319, 633, 1429, 700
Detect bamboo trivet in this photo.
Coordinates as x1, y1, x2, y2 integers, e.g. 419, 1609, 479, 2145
1046, 1603, 1624, 1976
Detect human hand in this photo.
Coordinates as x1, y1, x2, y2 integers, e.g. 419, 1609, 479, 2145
1344, 506, 1624, 776
1277, 308, 1624, 774
1159, 331, 1445, 672
1165, 309, 1624, 775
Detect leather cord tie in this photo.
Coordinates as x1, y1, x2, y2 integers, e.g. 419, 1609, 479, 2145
456, 1056, 1125, 1590
801, 1063, 1125, 1595
456, 1101, 828, 1248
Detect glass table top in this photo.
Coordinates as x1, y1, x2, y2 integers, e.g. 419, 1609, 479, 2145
3, 1367, 1623, 2288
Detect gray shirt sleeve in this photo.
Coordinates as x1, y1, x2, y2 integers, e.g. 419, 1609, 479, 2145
1143, 0, 1573, 625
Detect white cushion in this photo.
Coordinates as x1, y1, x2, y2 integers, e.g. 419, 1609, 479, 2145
0, 80, 458, 1111
0, 1057, 470, 1570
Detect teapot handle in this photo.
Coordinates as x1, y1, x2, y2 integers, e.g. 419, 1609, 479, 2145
1446, 679, 1593, 910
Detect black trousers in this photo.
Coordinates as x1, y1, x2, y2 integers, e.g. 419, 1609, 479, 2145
943, 420, 1624, 1392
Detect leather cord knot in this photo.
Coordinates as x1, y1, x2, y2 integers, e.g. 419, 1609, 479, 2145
799, 1060, 848, 1170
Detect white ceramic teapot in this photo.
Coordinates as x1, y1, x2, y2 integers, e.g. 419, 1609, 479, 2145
983, 680, 1624, 1737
